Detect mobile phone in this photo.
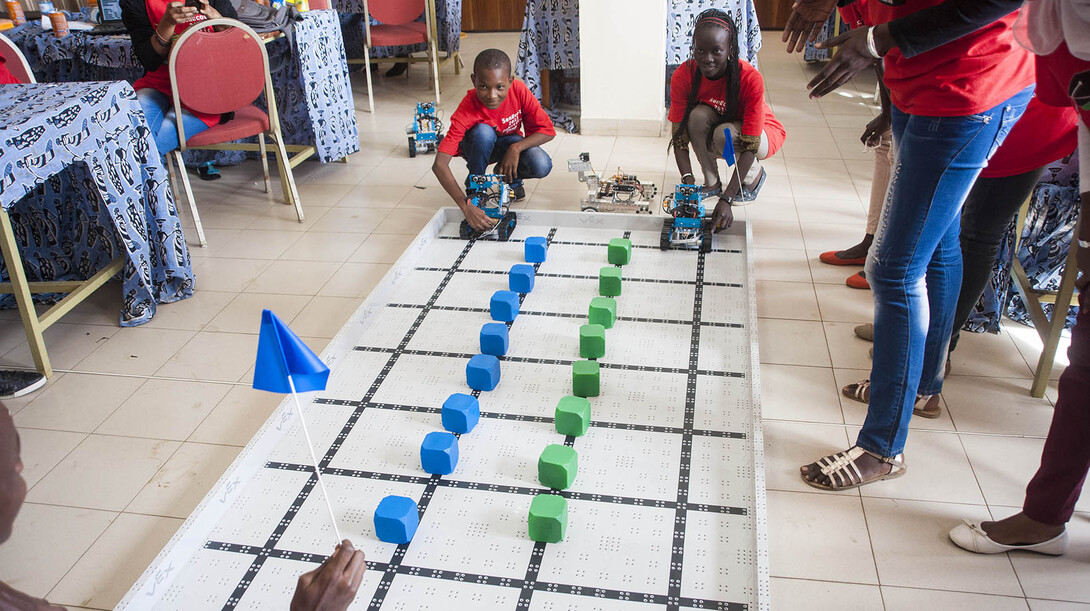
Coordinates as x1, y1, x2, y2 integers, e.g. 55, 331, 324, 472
184, 0, 202, 8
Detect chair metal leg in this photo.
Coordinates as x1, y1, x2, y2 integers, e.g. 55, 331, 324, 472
270, 131, 305, 222
430, 35, 441, 105
258, 133, 272, 194
364, 45, 375, 114
169, 151, 206, 247
0, 210, 52, 377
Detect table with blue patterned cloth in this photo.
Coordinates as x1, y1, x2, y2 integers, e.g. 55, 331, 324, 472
6, 10, 358, 165
0, 80, 194, 326
337, 0, 461, 61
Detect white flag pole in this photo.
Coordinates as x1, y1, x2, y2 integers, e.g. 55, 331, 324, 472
288, 376, 344, 544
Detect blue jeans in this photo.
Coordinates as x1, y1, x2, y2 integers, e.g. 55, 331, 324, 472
857, 85, 1032, 458
136, 88, 210, 156
459, 124, 552, 188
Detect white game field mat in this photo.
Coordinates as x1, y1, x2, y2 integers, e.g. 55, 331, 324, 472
120, 208, 770, 611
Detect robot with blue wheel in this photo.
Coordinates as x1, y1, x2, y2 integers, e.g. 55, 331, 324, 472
406, 102, 444, 158
460, 174, 518, 241
661, 183, 712, 253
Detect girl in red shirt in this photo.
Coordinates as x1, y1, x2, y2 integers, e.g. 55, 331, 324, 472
668, 9, 786, 232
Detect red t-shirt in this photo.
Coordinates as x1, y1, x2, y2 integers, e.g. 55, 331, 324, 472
669, 59, 786, 157
981, 96, 1078, 178
0, 57, 21, 84
438, 78, 556, 156
838, 0, 869, 29
133, 0, 220, 128
1035, 42, 1090, 129
870, 3, 1034, 116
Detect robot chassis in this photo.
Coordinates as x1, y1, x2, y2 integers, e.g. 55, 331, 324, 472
567, 153, 657, 214
660, 183, 712, 253
406, 102, 444, 158
460, 174, 518, 242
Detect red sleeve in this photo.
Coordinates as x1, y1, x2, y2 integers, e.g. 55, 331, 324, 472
0, 57, 21, 85
668, 62, 694, 123
739, 63, 766, 139
437, 92, 478, 156
515, 80, 555, 138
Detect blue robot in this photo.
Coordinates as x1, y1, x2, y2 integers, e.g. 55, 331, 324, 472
460, 174, 518, 241
406, 102, 444, 158
660, 183, 712, 252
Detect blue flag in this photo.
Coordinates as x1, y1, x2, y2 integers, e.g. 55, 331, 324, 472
721, 126, 736, 167
253, 309, 330, 394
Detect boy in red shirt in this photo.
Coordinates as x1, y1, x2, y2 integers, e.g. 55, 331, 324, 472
433, 49, 555, 232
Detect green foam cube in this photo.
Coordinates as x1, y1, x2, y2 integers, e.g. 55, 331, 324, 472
555, 395, 591, 437
572, 360, 600, 397
528, 493, 568, 543
599, 267, 622, 297
579, 323, 606, 359
588, 297, 617, 329
607, 238, 632, 265
538, 443, 578, 489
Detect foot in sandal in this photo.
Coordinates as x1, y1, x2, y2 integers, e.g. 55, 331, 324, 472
841, 379, 942, 418
800, 446, 906, 491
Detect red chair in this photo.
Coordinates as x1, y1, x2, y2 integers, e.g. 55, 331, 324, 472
166, 18, 303, 246
360, 0, 441, 113
0, 33, 36, 83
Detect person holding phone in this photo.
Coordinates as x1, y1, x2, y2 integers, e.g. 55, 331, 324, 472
120, 0, 238, 155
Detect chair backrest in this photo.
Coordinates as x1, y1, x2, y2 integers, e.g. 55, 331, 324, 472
309, 0, 328, 9
0, 33, 36, 83
368, 0, 424, 26
169, 19, 268, 116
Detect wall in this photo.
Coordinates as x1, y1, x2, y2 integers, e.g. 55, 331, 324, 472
578, 0, 667, 136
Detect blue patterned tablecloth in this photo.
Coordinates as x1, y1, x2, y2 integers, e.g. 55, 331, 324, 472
0, 81, 194, 326
337, 0, 461, 61
6, 10, 358, 164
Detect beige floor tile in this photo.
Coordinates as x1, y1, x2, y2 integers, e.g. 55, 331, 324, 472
280, 231, 368, 262
753, 248, 813, 283
0, 503, 115, 598
338, 184, 415, 208
244, 260, 343, 296
72, 327, 196, 377
290, 296, 363, 338
756, 280, 821, 321
958, 436, 1088, 512
319, 262, 393, 298
38, 283, 121, 326
790, 181, 864, 210
26, 434, 178, 511
191, 257, 273, 292
396, 186, 453, 210
749, 220, 805, 250
1010, 513, 1090, 603
801, 221, 871, 253
205, 292, 312, 335
15, 427, 86, 490
95, 379, 232, 441
1028, 599, 1090, 610
136, 290, 236, 332
0, 322, 117, 371
183, 228, 244, 258
764, 422, 856, 495
813, 284, 874, 323
245, 201, 331, 232
0, 372, 64, 416
189, 385, 285, 446
863, 497, 1023, 596
882, 587, 1030, 611
943, 375, 1055, 437
372, 208, 440, 235
766, 490, 877, 583
156, 331, 258, 382
856, 428, 985, 505
949, 330, 1035, 379
47, 513, 183, 609
823, 321, 874, 370
784, 157, 851, 179
807, 248, 866, 285
758, 318, 831, 367
1007, 324, 1069, 382
308, 206, 393, 234
214, 229, 304, 260
348, 233, 417, 264
294, 182, 357, 207
833, 368, 959, 432
295, 161, 371, 185
13, 373, 144, 433
523, 188, 587, 211
770, 578, 883, 610
192, 203, 271, 230
740, 195, 799, 222
127, 442, 241, 518
760, 363, 843, 423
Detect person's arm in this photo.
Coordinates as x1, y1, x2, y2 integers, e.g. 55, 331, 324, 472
0, 580, 65, 610
290, 540, 366, 611
432, 153, 494, 231
860, 63, 891, 147
496, 131, 552, 183
724, 67, 766, 199
885, 0, 1022, 58
671, 124, 696, 184
782, 0, 839, 54
668, 66, 696, 184
497, 84, 556, 182
122, 0, 202, 72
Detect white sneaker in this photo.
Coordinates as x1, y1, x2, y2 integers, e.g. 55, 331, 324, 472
949, 520, 1068, 556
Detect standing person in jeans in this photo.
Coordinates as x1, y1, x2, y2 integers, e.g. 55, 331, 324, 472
949, 0, 1090, 556
784, 0, 1035, 490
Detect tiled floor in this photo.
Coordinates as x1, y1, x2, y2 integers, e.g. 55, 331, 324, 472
1, 31, 1085, 611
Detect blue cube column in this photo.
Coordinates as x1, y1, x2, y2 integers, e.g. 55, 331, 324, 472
490, 290, 520, 322
509, 264, 536, 293
480, 323, 510, 356
525, 236, 548, 263
442, 393, 480, 434
420, 431, 459, 475
374, 495, 420, 544
466, 354, 501, 391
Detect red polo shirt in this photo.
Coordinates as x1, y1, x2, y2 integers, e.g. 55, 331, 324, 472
980, 97, 1077, 178
438, 78, 556, 156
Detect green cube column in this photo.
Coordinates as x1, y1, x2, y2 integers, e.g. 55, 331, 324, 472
555, 395, 591, 437
588, 297, 617, 329
528, 493, 568, 543
607, 238, 632, 265
572, 360, 600, 397
599, 267, 622, 297
538, 443, 578, 489
579, 323, 606, 359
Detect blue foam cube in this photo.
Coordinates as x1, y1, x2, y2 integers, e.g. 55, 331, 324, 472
466, 354, 501, 391
442, 393, 480, 434
509, 264, 536, 293
525, 236, 548, 263
374, 495, 419, 544
490, 290, 520, 322
480, 322, 510, 356
420, 431, 459, 475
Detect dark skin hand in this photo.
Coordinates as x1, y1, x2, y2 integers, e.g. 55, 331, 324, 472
711, 197, 734, 232
151, 0, 222, 56
289, 539, 367, 611
808, 25, 896, 99
861, 65, 892, 148
781, 0, 838, 54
